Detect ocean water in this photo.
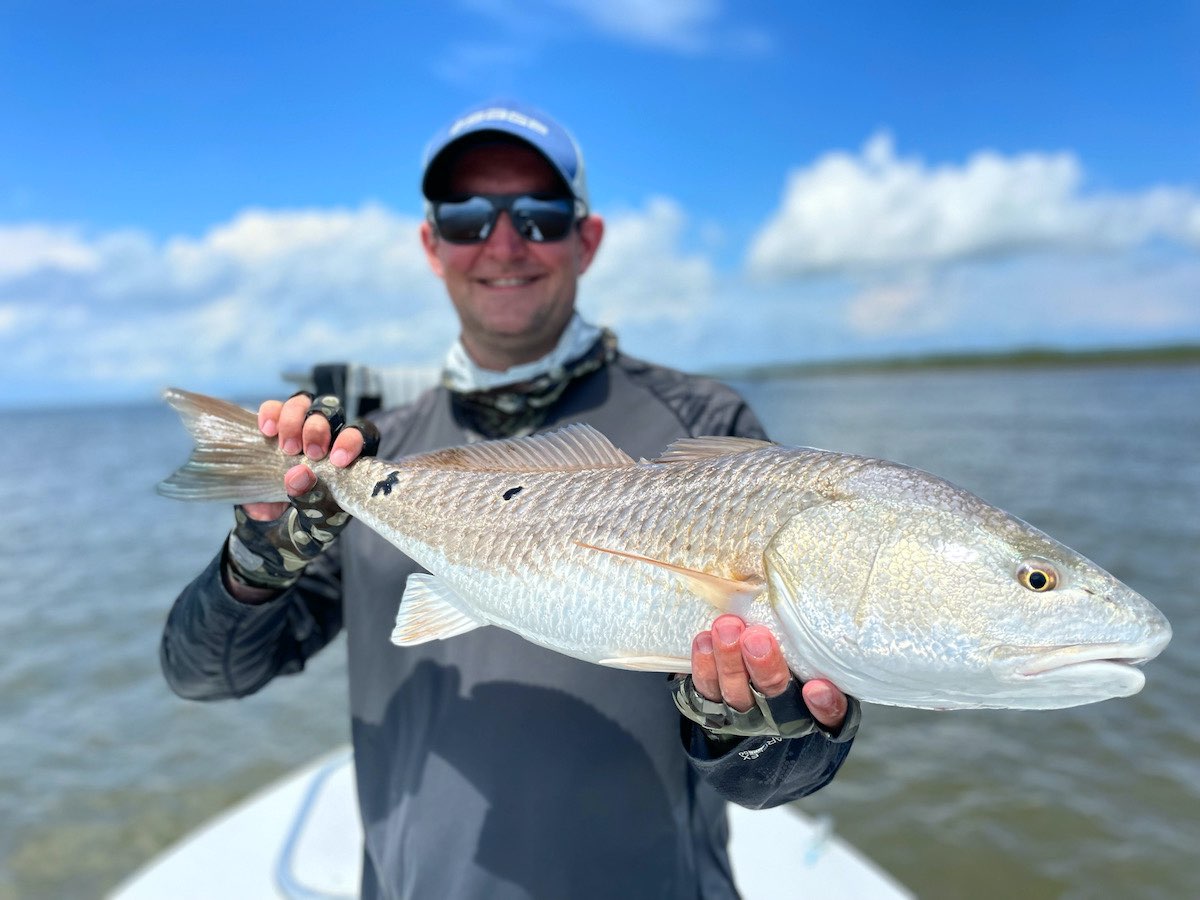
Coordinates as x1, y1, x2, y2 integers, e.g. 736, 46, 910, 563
1, 364, 1196, 899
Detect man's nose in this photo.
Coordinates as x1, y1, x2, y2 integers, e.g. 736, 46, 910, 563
482, 211, 528, 258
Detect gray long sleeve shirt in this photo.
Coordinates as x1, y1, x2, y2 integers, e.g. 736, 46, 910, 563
161, 352, 853, 899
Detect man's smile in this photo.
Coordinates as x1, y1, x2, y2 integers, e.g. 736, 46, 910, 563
477, 275, 541, 288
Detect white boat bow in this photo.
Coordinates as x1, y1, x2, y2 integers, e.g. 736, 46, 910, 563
111, 747, 911, 899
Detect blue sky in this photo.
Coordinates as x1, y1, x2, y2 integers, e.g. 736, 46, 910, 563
3, 1, 1198, 407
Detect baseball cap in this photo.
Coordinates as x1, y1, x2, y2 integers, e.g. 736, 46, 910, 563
421, 100, 590, 215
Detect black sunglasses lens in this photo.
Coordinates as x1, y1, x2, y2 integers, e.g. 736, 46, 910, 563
434, 196, 497, 243
434, 195, 576, 244
510, 196, 575, 242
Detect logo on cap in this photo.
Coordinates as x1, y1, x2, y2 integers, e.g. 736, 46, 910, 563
449, 107, 550, 139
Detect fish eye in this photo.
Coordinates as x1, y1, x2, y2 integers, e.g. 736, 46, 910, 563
1017, 561, 1058, 592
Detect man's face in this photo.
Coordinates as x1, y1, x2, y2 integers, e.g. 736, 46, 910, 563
421, 142, 604, 371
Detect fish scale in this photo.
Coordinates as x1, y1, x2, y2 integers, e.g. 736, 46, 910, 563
159, 388, 1172, 710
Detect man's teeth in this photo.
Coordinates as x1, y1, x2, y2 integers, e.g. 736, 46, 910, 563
484, 277, 535, 287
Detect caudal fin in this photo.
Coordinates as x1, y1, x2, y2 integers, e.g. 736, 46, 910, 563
157, 388, 290, 503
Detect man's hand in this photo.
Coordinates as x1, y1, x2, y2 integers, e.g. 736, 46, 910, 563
242, 393, 369, 522
223, 393, 378, 602
690, 614, 848, 732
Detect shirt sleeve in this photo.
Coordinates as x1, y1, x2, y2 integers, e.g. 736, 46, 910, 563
676, 382, 858, 808
683, 725, 853, 809
159, 538, 344, 700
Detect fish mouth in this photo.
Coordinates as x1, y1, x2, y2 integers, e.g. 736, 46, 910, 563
1015, 637, 1169, 677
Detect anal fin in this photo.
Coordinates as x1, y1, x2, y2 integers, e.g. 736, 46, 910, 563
391, 574, 485, 646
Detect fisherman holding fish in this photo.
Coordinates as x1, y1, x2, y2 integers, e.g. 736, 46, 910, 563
161, 100, 862, 899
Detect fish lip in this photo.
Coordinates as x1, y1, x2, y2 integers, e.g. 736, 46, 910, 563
1015, 638, 1168, 677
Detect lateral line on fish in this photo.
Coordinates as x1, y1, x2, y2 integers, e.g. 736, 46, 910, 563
573, 541, 765, 614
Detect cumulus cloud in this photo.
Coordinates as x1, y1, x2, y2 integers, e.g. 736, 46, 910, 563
455, 0, 766, 57
748, 133, 1200, 278
0, 206, 449, 403
584, 197, 715, 326
549, 0, 721, 53
0, 226, 100, 278
1, 198, 730, 405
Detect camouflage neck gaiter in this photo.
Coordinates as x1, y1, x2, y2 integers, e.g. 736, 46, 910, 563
447, 329, 618, 439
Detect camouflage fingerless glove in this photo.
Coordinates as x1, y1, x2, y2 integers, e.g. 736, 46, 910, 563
224, 393, 379, 592
671, 675, 860, 743
225, 483, 350, 591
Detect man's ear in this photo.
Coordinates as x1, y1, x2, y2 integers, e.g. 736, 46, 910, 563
420, 220, 445, 277
576, 214, 604, 274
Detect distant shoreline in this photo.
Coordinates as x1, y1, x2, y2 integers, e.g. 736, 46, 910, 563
715, 343, 1200, 381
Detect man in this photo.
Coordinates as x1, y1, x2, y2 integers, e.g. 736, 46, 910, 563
161, 101, 858, 899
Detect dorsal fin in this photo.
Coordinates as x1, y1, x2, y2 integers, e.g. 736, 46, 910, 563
653, 436, 775, 465
403, 423, 636, 472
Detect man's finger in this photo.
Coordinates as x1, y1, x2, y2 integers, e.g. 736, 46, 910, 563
802, 679, 848, 730
739, 626, 791, 698
242, 501, 288, 522
258, 400, 284, 437
283, 463, 317, 497
712, 615, 753, 712
691, 632, 720, 701
330, 426, 365, 468
302, 411, 333, 460
278, 395, 313, 455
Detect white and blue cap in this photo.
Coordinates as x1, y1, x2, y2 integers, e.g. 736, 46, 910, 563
421, 100, 590, 216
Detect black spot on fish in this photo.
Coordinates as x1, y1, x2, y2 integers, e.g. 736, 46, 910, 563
372, 471, 401, 497
502, 486, 524, 501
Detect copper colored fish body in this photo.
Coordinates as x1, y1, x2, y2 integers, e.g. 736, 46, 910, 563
159, 388, 1172, 710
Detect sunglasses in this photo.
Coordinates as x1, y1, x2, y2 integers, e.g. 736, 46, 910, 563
430, 193, 583, 244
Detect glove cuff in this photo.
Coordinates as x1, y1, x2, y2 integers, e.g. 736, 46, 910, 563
671, 675, 860, 743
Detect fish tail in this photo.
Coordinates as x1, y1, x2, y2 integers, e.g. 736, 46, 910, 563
156, 388, 291, 503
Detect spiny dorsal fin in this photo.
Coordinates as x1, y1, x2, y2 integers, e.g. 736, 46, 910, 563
403, 424, 636, 472
574, 542, 766, 614
653, 436, 775, 465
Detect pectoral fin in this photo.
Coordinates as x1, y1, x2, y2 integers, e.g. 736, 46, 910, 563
574, 542, 765, 614
391, 574, 485, 646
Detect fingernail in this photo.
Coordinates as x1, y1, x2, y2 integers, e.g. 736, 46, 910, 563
743, 630, 771, 660
261, 420, 278, 437
306, 443, 324, 460
809, 682, 832, 707
714, 620, 741, 646
330, 449, 349, 467
696, 633, 713, 655
282, 438, 300, 455
286, 468, 315, 492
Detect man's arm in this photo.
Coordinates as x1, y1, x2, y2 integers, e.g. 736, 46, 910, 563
160, 546, 344, 699
160, 393, 367, 700
678, 614, 856, 809
678, 391, 858, 806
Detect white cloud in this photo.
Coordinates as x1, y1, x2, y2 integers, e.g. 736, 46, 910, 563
748, 133, 1200, 278
453, 0, 764, 57
584, 197, 715, 328
0, 198, 733, 403
845, 276, 949, 338
0, 225, 99, 278
3, 157, 1199, 408
549, 0, 721, 53
0, 205, 451, 402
